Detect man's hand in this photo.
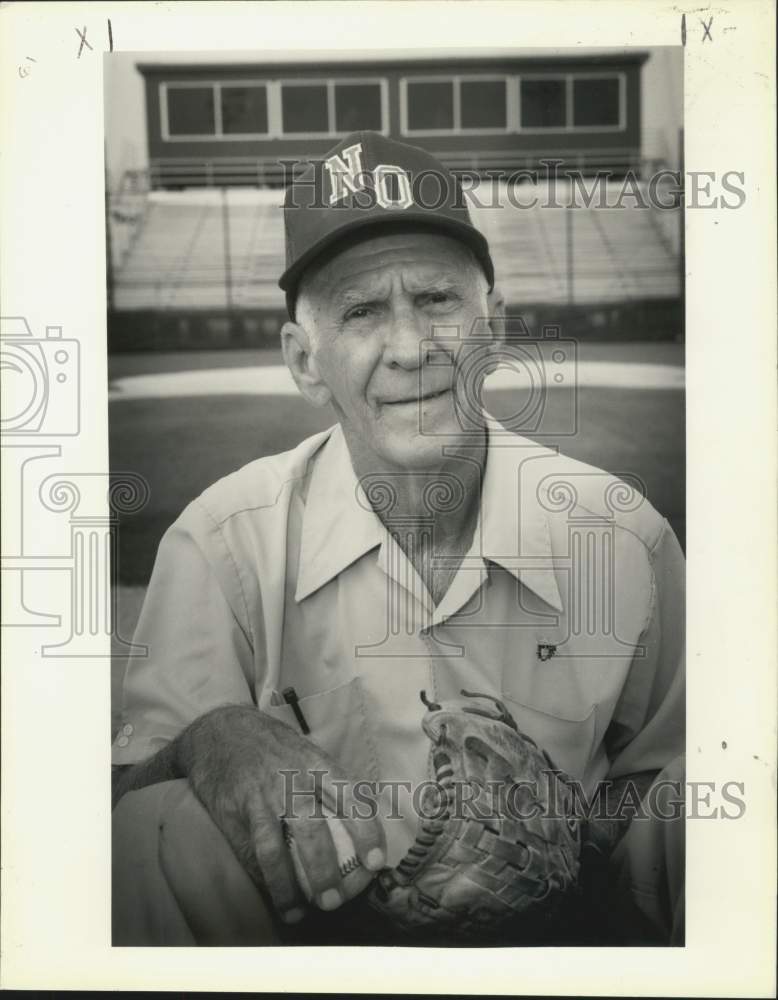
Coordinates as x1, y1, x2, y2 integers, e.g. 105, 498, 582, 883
170, 704, 385, 924
112, 704, 386, 924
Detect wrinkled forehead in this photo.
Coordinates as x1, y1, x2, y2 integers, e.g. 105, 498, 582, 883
301, 228, 482, 306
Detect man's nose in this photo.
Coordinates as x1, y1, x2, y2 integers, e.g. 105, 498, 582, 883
381, 301, 428, 370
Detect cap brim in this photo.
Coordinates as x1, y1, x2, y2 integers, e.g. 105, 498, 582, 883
279, 211, 494, 318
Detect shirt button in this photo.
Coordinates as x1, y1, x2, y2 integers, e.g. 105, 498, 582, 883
122, 723, 133, 736
116, 735, 129, 748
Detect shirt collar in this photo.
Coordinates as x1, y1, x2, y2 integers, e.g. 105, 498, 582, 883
295, 418, 563, 612
477, 416, 564, 612
295, 425, 383, 603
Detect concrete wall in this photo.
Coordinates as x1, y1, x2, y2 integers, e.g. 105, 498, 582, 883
640, 47, 684, 170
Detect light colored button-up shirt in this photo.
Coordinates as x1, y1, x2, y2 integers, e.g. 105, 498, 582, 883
113, 419, 684, 865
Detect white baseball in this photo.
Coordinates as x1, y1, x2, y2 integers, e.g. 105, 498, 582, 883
284, 805, 366, 904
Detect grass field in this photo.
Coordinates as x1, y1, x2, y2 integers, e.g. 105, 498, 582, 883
109, 341, 684, 585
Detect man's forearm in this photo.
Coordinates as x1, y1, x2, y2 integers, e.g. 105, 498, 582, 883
111, 709, 215, 809
112, 741, 183, 810
111, 704, 263, 810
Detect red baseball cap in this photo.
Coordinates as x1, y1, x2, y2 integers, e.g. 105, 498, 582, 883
279, 130, 495, 319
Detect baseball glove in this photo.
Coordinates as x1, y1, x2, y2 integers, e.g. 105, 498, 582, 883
367, 689, 583, 937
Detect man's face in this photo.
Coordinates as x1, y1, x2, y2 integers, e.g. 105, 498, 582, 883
295, 230, 495, 471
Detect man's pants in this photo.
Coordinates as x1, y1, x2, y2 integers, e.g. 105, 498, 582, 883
112, 759, 685, 947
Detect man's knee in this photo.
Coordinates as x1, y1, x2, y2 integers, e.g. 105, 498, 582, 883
113, 779, 279, 946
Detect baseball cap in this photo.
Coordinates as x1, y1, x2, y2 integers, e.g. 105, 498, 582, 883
279, 130, 495, 319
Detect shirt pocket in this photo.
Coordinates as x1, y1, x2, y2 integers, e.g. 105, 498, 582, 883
499, 694, 597, 782
262, 676, 379, 784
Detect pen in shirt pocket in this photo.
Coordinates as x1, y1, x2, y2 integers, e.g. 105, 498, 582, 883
282, 686, 310, 735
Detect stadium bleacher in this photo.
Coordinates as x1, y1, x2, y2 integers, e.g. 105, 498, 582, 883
111, 181, 681, 313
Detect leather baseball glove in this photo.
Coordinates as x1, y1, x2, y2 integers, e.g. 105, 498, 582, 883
367, 689, 583, 937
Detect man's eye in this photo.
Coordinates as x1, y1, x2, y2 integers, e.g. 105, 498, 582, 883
423, 291, 457, 306
344, 305, 373, 322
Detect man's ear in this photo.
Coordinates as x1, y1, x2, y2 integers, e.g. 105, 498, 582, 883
280, 321, 332, 408
486, 285, 506, 344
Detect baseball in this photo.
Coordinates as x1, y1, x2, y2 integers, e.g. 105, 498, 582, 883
284, 805, 370, 905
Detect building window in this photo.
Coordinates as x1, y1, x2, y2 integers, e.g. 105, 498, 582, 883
166, 86, 215, 136
221, 85, 269, 135
281, 83, 329, 134
403, 77, 510, 133
161, 78, 386, 140
460, 79, 507, 129
406, 80, 455, 131
520, 78, 567, 128
334, 82, 383, 132
573, 76, 621, 127
279, 80, 385, 135
519, 74, 623, 130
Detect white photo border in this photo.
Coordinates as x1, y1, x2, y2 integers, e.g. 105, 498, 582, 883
1, 1, 776, 994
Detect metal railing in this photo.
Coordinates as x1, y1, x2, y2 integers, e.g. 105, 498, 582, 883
142, 146, 653, 190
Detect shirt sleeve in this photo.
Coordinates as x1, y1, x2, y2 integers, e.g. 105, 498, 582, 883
112, 500, 256, 766
604, 519, 685, 778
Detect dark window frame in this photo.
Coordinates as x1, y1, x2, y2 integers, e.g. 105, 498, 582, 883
401, 75, 511, 135
518, 72, 626, 132
220, 84, 270, 136
399, 71, 626, 136
333, 81, 385, 133
518, 75, 568, 130
159, 77, 388, 141
163, 83, 218, 139
278, 77, 388, 138
571, 75, 623, 128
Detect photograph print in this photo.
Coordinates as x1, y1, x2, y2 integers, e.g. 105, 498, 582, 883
107, 44, 686, 947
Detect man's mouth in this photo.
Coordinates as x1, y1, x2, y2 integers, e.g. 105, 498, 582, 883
382, 387, 451, 406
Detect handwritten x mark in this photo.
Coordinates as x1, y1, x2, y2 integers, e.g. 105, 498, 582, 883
75, 26, 93, 58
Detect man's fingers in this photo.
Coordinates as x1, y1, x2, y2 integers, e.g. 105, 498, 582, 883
278, 760, 384, 907
322, 782, 387, 873
287, 811, 345, 910
245, 806, 307, 923
302, 758, 388, 873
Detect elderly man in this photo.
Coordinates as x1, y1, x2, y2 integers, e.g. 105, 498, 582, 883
112, 131, 685, 947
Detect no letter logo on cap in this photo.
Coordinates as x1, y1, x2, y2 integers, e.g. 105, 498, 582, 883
324, 142, 413, 210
